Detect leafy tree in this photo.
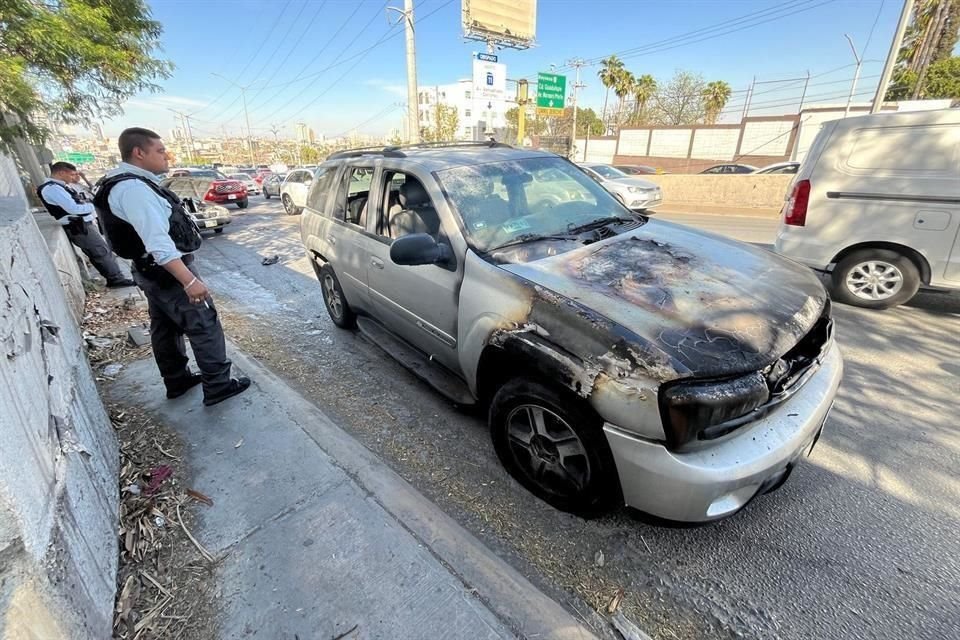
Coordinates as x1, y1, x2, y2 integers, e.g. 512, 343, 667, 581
613, 70, 635, 130
701, 80, 733, 124
598, 55, 624, 129
549, 107, 604, 138
0, 0, 171, 149
630, 74, 657, 125
299, 146, 320, 164
887, 56, 960, 99
420, 104, 459, 142
652, 71, 706, 125
919, 56, 960, 97
505, 106, 547, 136
894, 0, 960, 99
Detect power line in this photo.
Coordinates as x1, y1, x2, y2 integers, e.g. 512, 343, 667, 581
557, 0, 834, 70
188, 0, 294, 116
330, 103, 405, 139
257, 0, 454, 128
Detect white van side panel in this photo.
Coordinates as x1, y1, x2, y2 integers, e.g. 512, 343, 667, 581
776, 110, 960, 289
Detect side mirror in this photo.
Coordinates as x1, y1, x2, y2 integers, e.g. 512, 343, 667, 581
390, 233, 452, 266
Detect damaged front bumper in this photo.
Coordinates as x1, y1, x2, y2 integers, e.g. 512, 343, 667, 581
603, 340, 843, 523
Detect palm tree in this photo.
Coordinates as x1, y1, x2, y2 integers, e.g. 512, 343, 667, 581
598, 56, 624, 130
631, 74, 657, 124
701, 80, 732, 125
613, 70, 635, 131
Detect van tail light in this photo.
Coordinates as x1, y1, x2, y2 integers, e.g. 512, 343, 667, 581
783, 179, 810, 227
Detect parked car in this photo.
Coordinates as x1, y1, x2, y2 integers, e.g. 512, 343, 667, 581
577, 162, 663, 211
754, 162, 800, 175
776, 108, 960, 309
700, 163, 757, 174
160, 178, 232, 234
228, 172, 262, 196
254, 169, 272, 185
615, 164, 660, 175
279, 168, 315, 215
262, 173, 286, 199
299, 143, 842, 523
161, 175, 248, 210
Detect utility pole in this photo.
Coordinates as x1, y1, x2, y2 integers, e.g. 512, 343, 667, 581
567, 58, 585, 158
742, 76, 756, 122
516, 79, 530, 145
844, 34, 864, 117
212, 73, 255, 164
798, 71, 811, 112
168, 108, 195, 164
388, 1, 420, 144
872, 0, 915, 113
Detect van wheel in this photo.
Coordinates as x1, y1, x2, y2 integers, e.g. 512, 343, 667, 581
318, 264, 356, 329
830, 249, 920, 309
490, 379, 622, 516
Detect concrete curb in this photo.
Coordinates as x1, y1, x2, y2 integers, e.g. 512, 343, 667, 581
224, 341, 600, 640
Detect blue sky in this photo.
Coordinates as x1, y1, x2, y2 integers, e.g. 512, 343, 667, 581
100, 0, 910, 138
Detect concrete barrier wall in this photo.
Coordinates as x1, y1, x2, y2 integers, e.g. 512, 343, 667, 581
0, 154, 117, 639
642, 174, 793, 209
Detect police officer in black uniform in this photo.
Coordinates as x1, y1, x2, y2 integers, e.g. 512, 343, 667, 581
94, 127, 250, 406
37, 162, 134, 288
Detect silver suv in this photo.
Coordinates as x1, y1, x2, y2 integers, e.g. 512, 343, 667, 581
299, 143, 843, 523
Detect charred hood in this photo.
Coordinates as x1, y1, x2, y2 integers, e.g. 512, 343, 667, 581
500, 220, 828, 380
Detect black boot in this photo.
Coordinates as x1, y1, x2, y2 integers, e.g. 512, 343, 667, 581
203, 377, 252, 407
107, 277, 136, 288
165, 373, 202, 399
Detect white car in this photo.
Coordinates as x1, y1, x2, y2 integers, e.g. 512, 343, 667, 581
228, 173, 261, 196
578, 162, 662, 211
279, 168, 315, 216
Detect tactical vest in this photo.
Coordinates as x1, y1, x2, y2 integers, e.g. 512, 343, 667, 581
93, 174, 202, 261
36, 181, 84, 220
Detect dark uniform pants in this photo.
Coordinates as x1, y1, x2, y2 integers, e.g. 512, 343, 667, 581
132, 260, 233, 398
65, 221, 126, 283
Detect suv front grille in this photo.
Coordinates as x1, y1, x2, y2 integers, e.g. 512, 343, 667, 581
214, 182, 242, 193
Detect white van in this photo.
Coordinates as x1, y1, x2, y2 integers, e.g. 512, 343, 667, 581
775, 108, 960, 309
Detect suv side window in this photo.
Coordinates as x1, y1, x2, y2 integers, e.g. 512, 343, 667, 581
331, 166, 374, 225
306, 166, 335, 212
377, 170, 441, 240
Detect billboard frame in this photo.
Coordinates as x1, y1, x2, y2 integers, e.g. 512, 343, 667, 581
462, 0, 536, 51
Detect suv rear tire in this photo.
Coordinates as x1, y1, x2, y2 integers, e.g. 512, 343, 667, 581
318, 264, 356, 329
490, 379, 621, 515
830, 248, 920, 309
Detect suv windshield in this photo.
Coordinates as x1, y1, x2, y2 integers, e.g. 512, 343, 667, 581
437, 156, 632, 253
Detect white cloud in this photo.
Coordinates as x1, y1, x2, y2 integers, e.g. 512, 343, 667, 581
125, 95, 209, 112
362, 79, 407, 97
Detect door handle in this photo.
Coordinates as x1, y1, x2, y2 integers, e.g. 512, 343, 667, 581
327, 235, 336, 245
370, 257, 384, 269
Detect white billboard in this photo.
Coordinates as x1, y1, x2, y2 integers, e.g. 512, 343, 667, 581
473, 59, 507, 102
463, 0, 537, 47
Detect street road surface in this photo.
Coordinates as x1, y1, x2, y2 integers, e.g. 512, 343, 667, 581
196, 198, 959, 640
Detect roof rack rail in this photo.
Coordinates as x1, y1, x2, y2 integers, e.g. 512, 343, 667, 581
327, 140, 515, 161
325, 146, 406, 161
383, 140, 514, 152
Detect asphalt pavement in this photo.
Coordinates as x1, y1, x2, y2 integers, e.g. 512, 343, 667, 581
192, 197, 960, 640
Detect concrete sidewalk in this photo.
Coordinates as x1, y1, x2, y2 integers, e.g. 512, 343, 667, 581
108, 341, 598, 640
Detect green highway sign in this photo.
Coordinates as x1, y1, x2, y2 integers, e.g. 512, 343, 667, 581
57, 152, 96, 164
536, 72, 567, 116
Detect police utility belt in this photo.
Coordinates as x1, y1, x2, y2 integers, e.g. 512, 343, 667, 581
133, 253, 194, 285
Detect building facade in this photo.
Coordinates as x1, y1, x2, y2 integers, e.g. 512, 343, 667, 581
418, 79, 509, 141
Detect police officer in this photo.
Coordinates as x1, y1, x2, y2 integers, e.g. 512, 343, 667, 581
93, 127, 250, 406
37, 162, 134, 288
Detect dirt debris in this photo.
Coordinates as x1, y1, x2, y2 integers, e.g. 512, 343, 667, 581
82, 290, 218, 640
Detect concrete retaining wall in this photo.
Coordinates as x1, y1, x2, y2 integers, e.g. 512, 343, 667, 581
643, 174, 793, 209
0, 154, 117, 639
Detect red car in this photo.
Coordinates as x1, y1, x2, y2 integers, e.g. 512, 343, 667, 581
166, 169, 248, 208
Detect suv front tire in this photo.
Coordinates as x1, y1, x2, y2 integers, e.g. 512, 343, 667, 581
490, 378, 621, 515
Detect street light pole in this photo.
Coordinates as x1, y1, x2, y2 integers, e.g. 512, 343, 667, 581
212, 73, 255, 165
872, 0, 915, 113
844, 34, 864, 117
567, 58, 585, 159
